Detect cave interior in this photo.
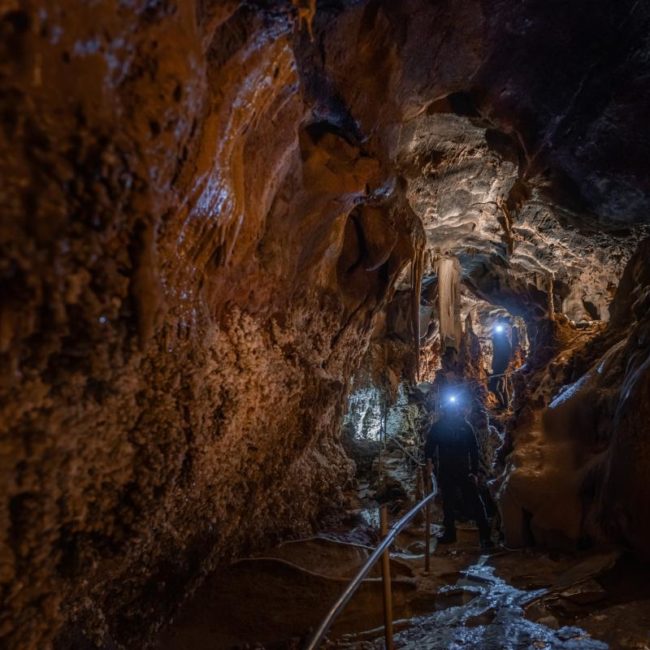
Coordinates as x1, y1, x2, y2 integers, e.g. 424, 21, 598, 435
2, 0, 650, 648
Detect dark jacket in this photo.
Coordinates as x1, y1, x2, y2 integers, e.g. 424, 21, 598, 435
424, 414, 480, 477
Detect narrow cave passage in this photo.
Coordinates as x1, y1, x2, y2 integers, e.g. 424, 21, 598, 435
2, 1, 650, 650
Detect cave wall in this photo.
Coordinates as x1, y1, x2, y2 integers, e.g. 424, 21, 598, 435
0, 4, 373, 648
0, 1, 481, 647
2, 0, 650, 647
498, 238, 650, 554
396, 112, 641, 323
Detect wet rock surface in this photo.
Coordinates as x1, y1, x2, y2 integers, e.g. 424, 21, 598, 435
158, 511, 650, 650
335, 542, 650, 650
1, 0, 650, 647
390, 558, 607, 650
497, 237, 650, 556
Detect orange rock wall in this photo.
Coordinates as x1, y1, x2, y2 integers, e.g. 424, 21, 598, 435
0, 2, 465, 646
1, 8, 318, 650
2, 1, 650, 647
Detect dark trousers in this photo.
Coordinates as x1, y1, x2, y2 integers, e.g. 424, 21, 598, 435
439, 471, 491, 541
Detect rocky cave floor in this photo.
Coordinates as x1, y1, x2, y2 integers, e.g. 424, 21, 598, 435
155, 445, 650, 650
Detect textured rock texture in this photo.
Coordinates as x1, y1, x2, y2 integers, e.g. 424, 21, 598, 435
498, 238, 650, 554
1, 0, 650, 648
0, 4, 421, 648
396, 112, 643, 322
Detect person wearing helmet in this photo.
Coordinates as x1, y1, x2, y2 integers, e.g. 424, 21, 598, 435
425, 393, 493, 548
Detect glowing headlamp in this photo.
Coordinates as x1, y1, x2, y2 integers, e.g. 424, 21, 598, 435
444, 391, 461, 406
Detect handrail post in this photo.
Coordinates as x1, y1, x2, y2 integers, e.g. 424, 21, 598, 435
303, 492, 436, 650
380, 505, 394, 650
423, 459, 433, 575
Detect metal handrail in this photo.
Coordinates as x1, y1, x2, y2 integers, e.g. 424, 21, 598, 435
305, 472, 436, 650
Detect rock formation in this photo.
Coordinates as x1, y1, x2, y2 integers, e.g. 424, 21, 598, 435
1, 1, 649, 647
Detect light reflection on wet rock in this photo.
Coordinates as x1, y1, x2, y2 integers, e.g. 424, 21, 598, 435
392, 557, 607, 649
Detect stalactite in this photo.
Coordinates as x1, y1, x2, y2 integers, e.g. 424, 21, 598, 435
293, 0, 316, 40
547, 274, 555, 321
497, 198, 515, 255
411, 248, 424, 380
437, 256, 462, 352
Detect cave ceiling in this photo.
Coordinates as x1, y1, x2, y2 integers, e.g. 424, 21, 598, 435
394, 110, 647, 322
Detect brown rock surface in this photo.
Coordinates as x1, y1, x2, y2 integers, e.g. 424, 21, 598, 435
0, 5, 417, 647
1, 1, 650, 648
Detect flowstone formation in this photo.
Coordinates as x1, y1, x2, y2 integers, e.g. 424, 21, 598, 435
498, 237, 650, 555
1, 4, 426, 647
395, 112, 639, 323
350, 97, 647, 561
1, 1, 650, 648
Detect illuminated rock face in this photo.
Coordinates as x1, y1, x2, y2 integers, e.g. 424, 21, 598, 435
396, 112, 642, 322
0, 6, 414, 648
1, 1, 649, 648
498, 238, 650, 553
